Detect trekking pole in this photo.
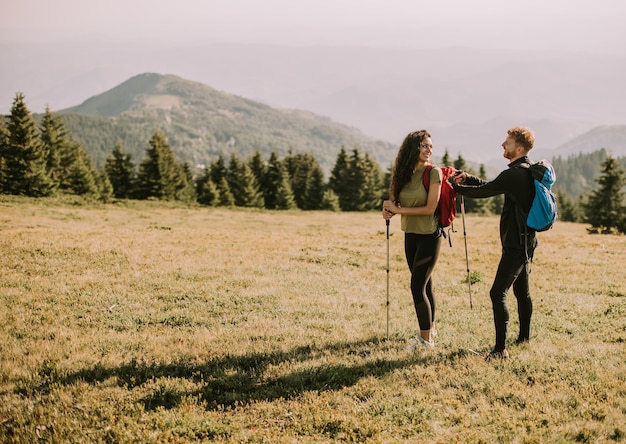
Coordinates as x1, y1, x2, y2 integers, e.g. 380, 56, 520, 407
460, 196, 473, 309
386, 218, 390, 340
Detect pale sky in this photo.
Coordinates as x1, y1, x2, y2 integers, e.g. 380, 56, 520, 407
1, 0, 625, 54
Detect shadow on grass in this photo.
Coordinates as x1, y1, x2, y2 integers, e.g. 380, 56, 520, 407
26, 337, 473, 411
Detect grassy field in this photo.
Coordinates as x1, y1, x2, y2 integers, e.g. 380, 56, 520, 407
1, 196, 625, 443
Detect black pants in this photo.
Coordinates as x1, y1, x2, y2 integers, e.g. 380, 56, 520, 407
489, 247, 534, 351
404, 231, 442, 331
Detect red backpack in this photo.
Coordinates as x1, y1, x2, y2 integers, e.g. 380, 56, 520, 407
423, 164, 458, 229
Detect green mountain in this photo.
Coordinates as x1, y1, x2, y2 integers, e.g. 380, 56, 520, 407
58, 73, 396, 174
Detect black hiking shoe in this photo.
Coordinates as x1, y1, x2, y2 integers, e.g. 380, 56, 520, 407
485, 349, 509, 361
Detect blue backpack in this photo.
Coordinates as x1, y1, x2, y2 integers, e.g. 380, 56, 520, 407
519, 160, 558, 232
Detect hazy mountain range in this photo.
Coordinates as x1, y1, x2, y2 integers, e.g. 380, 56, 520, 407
2, 42, 626, 168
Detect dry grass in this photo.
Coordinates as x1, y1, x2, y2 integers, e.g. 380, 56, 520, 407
1, 196, 625, 443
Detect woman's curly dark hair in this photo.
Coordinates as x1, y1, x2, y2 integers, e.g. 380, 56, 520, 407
389, 130, 431, 202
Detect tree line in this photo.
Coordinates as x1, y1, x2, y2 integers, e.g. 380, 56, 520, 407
0, 93, 387, 211
1, 93, 625, 233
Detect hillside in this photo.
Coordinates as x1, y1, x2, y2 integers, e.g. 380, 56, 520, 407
57, 73, 396, 174
551, 125, 626, 158
550, 146, 626, 202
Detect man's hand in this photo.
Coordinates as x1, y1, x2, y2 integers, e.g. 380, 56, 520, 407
450, 170, 467, 185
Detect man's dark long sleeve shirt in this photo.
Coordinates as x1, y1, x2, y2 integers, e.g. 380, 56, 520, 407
451, 157, 537, 250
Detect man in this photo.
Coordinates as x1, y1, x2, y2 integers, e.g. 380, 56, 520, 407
450, 127, 537, 361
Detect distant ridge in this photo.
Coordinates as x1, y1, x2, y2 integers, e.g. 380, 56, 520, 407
58, 73, 396, 172
552, 125, 626, 158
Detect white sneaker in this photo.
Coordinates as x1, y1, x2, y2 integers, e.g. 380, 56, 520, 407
407, 336, 435, 351
431, 327, 438, 338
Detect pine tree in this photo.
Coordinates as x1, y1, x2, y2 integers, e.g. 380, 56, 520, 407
196, 167, 216, 205
383, 164, 392, 199
264, 152, 296, 210
453, 154, 483, 213
275, 175, 297, 210
478, 164, 487, 179
555, 190, 581, 223
284, 152, 322, 209
441, 149, 452, 167
328, 147, 384, 211
55, 136, 79, 192
321, 189, 341, 211
239, 163, 265, 208
358, 152, 384, 211
67, 149, 99, 196
248, 150, 267, 191
41, 107, 100, 196
284, 151, 306, 208
227, 154, 246, 206
341, 149, 383, 211
216, 176, 235, 207
453, 154, 468, 173
136, 131, 187, 200
96, 169, 114, 203
329, 146, 351, 210
210, 155, 228, 185
196, 168, 218, 206
2, 93, 55, 196
64, 142, 99, 196
263, 152, 281, 209
282, 148, 297, 180
465, 163, 492, 215
176, 162, 197, 203
136, 132, 164, 199
302, 163, 326, 210
105, 143, 136, 199
39, 107, 67, 191
342, 148, 361, 211
0, 118, 8, 188
583, 156, 626, 234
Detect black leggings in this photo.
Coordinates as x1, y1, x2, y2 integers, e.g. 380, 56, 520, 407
404, 231, 442, 331
489, 247, 534, 351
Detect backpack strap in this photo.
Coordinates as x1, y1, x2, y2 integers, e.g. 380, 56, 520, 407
422, 164, 433, 191
421, 164, 450, 242
511, 161, 535, 271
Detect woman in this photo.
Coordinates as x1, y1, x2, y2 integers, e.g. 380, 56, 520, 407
383, 130, 442, 350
